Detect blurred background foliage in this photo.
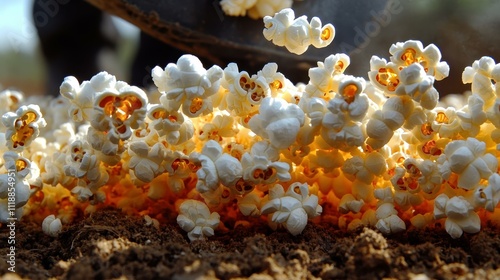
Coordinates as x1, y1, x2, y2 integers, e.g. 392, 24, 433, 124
0, 0, 498, 96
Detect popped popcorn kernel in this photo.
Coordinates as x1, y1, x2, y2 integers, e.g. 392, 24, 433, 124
5, 10, 500, 243
263, 8, 335, 55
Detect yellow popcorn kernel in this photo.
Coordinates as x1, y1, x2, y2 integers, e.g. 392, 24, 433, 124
321, 26, 333, 41
342, 83, 359, 104
435, 112, 449, 124
422, 140, 442, 156
420, 123, 434, 136
189, 98, 204, 114
375, 68, 399, 92
400, 48, 427, 71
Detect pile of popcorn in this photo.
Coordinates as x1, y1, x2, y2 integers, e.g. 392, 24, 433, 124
1, 8, 500, 241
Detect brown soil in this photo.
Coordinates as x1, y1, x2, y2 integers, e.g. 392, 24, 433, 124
1, 208, 500, 280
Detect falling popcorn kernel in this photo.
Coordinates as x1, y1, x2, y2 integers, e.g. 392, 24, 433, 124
2, 7, 500, 246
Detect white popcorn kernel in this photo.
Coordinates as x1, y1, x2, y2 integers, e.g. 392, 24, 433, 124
389, 40, 449, 81
42, 214, 62, 237
220, 0, 257, 17
368, 56, 401, 94
2, 104, 47, 152
437, 138, 497, 190
457, 94, 487, 137
128, 141, 165, 183
305, 54, 350, 99
177, 200, 220, 241
396, 63, 438, 110
261, 183, 321, 236
433, 194, 481, 239
152, 54, 223, 117
375, 202, 406, 234
263, 8, 335, 55
248, 0, 292, 19
238, 192, 261, 216
0, 89, 23, 118
473, 174, 500, 212
0, 152, 32, 208
214, 154, 243, 187
338, 194, 364, 214
249, 97, 305, 150
241, 141, 291, 184
462, 56, 496, 103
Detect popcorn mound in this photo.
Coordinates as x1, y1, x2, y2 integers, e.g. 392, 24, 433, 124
2, 7, 500, 278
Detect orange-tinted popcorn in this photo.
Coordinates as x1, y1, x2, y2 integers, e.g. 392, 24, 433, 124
2, 8, 500, 241
2, 104, 46, 152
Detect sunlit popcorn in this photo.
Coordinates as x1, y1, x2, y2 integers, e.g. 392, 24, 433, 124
456, 94, 487, 137
365, 96, 413, 149
338, 194, 364, 214
375, 202, 406, 234
263, 8, 335, 55
60, 72, 116, 122
396, 63, 438, 110
91, 82, 148, 144
241, 141, 290, 184
342, 152, 387, 185
462, 56, 497, 102
261, 183, 322, 235
177, 199, 220, 241
473, 174, 500, 212
249, 97, 305, 150
0, 152, 31, 210
2, 104, 47, 152
191, 140, 243, 193
152, 54, 223, 118
389, 40, 450, 81
437, 138, 497, 190
238, 192, 262, 216
198, 114, 239, 142
148, 96, 194, 145
3, 12, 500, 242
42, 214, 63, 237
0, 89, 23, 119
248, 0, 292, 19
220, 0, 257, 17
305, 54, 350, 99
434, 194, 480, 239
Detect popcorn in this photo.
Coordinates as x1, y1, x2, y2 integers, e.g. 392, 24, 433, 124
375, 202, 406, 234
2, 104, 47, 152
220, 0, 257, 17
261, 183, 322, 235
148, 96, 194, 145
305, 54, 350, 99
437, 138, 497, 190
248, 0, 292, 19
152, 54, 223, 118
91, 83, 148, 143
389, 40, 450, 81
263, 8, 335, 55
42, 214, 63, 237
0, 152, 32, 212
396, 63, 438, 110
176, 199, 220, 241
473, 173, 500, 212
191, 140, 243, 193
434, 194, 481, 239
60, 72, 117, 123
249, 97, 305, 150
4, 12, 500, 241
241, 141, 290, 184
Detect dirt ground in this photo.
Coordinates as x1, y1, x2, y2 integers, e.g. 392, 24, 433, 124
1, 208, 499, 280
